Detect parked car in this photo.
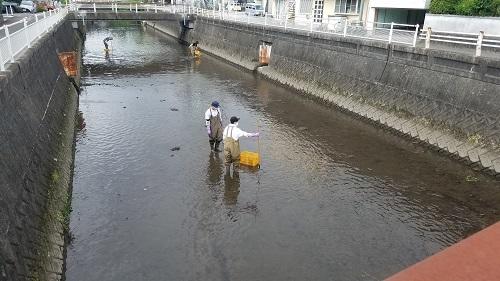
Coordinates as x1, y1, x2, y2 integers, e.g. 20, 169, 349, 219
19, 0, 36, 13
2, 2, 23, 13
227, 1, 242, 11
244, 3, 264, 16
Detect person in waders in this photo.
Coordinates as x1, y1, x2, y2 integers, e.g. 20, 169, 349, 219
103, 37, 113, 51
223, 116, 259, 172
205, 101, 223, 152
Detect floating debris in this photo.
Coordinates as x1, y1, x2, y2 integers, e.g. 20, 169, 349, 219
171, 146, 180, 151
170, 108, 179, 111
465, 175, 479, 182
160, 99, 166, 102
122, 106, 127, 108
298, 126, 308, 131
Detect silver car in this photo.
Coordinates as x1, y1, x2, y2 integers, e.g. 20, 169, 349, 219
244, 3, 264, 16
19, 0, 36, 13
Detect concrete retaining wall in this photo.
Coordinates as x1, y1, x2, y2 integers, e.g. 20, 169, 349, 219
424, 14, 500, 34
148, 14, 500, 175
0, 18, 82, 281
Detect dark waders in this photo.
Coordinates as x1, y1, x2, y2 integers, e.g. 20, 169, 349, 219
209, 113, 223, 151
223, 127, 240, 170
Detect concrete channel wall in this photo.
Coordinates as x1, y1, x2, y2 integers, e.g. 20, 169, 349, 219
0, 19, 82, 281
424, 14, 500, 34
146, 13, 500, 175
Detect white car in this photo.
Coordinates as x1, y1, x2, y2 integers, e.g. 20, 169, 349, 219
244, 3, 264, 16
19, 0, 36, 13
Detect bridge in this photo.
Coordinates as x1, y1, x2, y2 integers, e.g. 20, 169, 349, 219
71, 3, 185, 21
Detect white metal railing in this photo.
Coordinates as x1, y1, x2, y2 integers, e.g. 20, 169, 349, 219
193, 8, 420, 47
72, 3, 419, 46
420, 27, 500, 56
0, 8, 68, 71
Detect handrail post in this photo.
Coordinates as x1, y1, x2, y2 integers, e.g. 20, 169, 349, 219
43, 12, 48, 31
412, 24, 419, 47
0, 30, 5, 71
23, 18, 30, 48
155, 4, 157, 13
343, 19, 348, 37
93, 2, 96, 13
310, 14, 313, 32
425, 27, 431, 49
265, 12, 267, 26
476, 31, 484, 57
5, 27, 14, 63
35, 14, 42, 39
130, 3, 132, 11
388, 22, 394, 43
135, 3, 138, 13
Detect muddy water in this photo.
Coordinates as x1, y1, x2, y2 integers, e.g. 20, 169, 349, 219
66, 23, 500, 281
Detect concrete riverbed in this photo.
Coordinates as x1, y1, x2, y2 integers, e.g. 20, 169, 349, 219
65, 22, 500, 281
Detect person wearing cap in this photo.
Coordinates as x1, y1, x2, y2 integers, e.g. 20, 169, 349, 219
223, 116, 259, 170
205, 101, 223, 152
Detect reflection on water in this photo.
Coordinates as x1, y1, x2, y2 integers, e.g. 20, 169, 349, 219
66, 22, 500, 281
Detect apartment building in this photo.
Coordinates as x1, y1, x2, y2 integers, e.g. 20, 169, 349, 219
273, 0, 430, 27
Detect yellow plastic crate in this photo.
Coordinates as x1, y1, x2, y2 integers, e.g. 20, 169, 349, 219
240, 151, 260, 167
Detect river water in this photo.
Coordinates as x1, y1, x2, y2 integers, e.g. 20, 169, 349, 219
66, 23, 500, 281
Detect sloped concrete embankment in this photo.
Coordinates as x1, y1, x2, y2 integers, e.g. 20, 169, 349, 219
147, 16, 500, 175
0, 19, 82, 281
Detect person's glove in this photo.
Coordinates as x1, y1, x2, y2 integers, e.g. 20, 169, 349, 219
207, 126, 211, 136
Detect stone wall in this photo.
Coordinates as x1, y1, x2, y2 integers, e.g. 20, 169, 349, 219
0, 18, 82, 281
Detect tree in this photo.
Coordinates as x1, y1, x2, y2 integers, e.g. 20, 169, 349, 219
430, 0, 500, 16
429, 0, 460, 14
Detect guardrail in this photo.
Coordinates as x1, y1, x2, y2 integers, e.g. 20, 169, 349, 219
72, 3, 419, 47
420, 27, 500, 57
188, 7, 420, 46
0, 8, 68, 71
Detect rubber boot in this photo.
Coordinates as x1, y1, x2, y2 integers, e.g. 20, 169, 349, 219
214, 141, 222, 152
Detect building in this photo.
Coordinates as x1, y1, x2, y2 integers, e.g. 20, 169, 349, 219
365, 0, 430, 28
271, 0, 429, 28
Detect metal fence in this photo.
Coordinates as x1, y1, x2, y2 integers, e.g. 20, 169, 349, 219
0, 8, 68, 71
71, 3, 419, 47
420, 27, 500, 57
185, 7, 420, 46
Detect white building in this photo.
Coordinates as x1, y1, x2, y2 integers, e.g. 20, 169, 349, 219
365, 0, 430, 27
273, 0, 430, 27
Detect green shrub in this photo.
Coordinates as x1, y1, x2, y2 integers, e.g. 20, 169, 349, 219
430, 0, 459, 14
430, 0, 500, 15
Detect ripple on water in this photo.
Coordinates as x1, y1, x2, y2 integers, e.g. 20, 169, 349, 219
66, 23, 500, 281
